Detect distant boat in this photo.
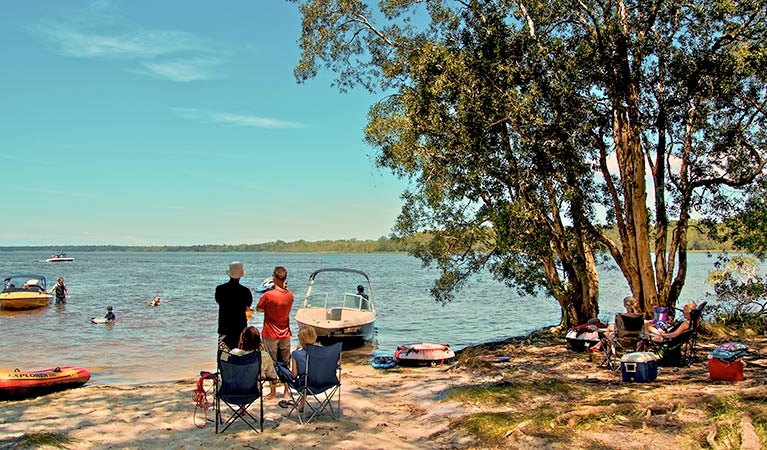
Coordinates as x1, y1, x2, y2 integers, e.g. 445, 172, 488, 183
45, 252, 74, 262
294, 268, 376, 347
0, 275, 52, 310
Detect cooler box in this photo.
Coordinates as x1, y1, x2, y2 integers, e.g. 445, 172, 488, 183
620, 352, 659, 382
708, 358, 744, 381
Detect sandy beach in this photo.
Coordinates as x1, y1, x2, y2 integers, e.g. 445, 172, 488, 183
0, 363, 474, 450
2, 329, 766, 450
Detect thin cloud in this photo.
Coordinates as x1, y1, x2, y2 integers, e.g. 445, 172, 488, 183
27, 7, 228, 82
0, 152, 56, 165
171, 107, 306, 129
0, 185, 97, 198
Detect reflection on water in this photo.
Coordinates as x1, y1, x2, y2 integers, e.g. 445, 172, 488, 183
0, 251, 717, 385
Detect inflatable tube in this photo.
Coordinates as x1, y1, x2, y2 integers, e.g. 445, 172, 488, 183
394, 342, 455, 367
0, 366, 91, 401
370, 356, 397, 369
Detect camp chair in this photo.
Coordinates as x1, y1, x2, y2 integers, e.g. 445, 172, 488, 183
598, 313, 645, 370
276, 342, 342, 424
641, 302, 707, 367
214, 350, 263, 433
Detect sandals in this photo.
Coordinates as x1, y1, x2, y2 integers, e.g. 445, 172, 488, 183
278, 399, 294, 408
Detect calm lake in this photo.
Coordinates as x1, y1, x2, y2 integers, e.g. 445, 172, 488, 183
0, 251, 719, 385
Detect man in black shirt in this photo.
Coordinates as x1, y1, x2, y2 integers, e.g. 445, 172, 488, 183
215, 261, 253, 352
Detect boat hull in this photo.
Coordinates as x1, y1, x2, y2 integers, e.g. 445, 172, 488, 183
45, 258, 74, 262
295, 307, 376, 343
0, 292, 51, 310
0, 366, 91, 401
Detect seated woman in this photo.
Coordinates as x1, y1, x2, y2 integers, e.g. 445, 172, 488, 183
229, 326, 261, 356
290, 327, 318, 379
230, 326, 279, 399
643, 302, 697, 343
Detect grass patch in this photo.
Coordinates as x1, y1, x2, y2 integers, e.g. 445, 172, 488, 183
0, 432, 75, 449
453, 411, 525, 446
445, 378, 588, 406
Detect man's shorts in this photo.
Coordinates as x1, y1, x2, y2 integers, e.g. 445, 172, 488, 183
263, 337, 291, 365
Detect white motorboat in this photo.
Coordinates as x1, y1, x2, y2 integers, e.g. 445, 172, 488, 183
0, 275, 52, 310
295, 268, 376, 346
45, 252, 74, 262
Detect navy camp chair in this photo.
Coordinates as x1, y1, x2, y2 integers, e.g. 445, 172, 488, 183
642, 301, 707, 367
214, 350, 263, 433
276, 342, 342, 424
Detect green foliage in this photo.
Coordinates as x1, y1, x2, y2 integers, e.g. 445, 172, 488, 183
726, 182, 767, 258
288, 0, 767, 324
707, 255, 767, 317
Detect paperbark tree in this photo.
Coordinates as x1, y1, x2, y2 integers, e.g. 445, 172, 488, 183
288, 0, 767, 326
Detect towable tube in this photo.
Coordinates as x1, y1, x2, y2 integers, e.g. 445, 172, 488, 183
0, 366, 91, 401
394, 342, 455, 367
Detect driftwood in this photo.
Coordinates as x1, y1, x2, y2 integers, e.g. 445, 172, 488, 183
740, 413, 761, 450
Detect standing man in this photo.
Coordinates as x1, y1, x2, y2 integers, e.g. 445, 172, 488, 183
216, 261, 253, 353
257, 266, 293, 400
48, 277, 71, 304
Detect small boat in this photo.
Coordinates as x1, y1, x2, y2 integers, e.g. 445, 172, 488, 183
294, 268, 376, 346
394, 342, 455, 367
0, 275, 52, 310
0, 366, 91, 401
45, 252, 74, 262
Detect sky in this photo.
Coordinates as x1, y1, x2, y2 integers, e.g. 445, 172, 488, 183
0, 0, 407, 246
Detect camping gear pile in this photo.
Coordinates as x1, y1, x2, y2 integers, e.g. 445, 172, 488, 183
708, 342, 749, 381
565, 319, 607, 352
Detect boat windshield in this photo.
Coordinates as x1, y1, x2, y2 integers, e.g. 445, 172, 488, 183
304, 293, 328, 308
343, 293, 371, 311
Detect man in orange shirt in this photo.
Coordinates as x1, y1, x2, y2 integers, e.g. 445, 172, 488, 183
257, 266, 294, 400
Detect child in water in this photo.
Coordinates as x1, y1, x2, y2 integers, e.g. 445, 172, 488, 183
105, 306, 116, 322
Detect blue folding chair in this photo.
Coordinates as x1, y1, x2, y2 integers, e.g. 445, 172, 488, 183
276, 342, 342, 424
214, 350, 264, 433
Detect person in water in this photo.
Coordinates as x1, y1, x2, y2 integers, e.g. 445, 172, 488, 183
148, 297, 161, 306
105, 306, 116, 322
48, 277, 71, 304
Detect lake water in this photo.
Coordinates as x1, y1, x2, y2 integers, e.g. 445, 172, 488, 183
0, 251, 719, 385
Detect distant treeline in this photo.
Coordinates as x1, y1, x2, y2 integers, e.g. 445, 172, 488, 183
0, 223, 738, 253
0, 237, 418, 253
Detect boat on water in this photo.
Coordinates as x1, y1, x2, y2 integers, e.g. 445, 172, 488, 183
294, 268, 376, 346
0, 274, 52, 310
45, 252, 74, 262
0, 366, 91, 401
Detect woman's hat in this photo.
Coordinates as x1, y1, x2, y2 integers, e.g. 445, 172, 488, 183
227, 261, 245, 278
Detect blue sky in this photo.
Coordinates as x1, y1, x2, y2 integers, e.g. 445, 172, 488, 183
0, 0, 406, 246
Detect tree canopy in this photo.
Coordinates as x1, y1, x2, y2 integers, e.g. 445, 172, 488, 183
289, 0, 767, 325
